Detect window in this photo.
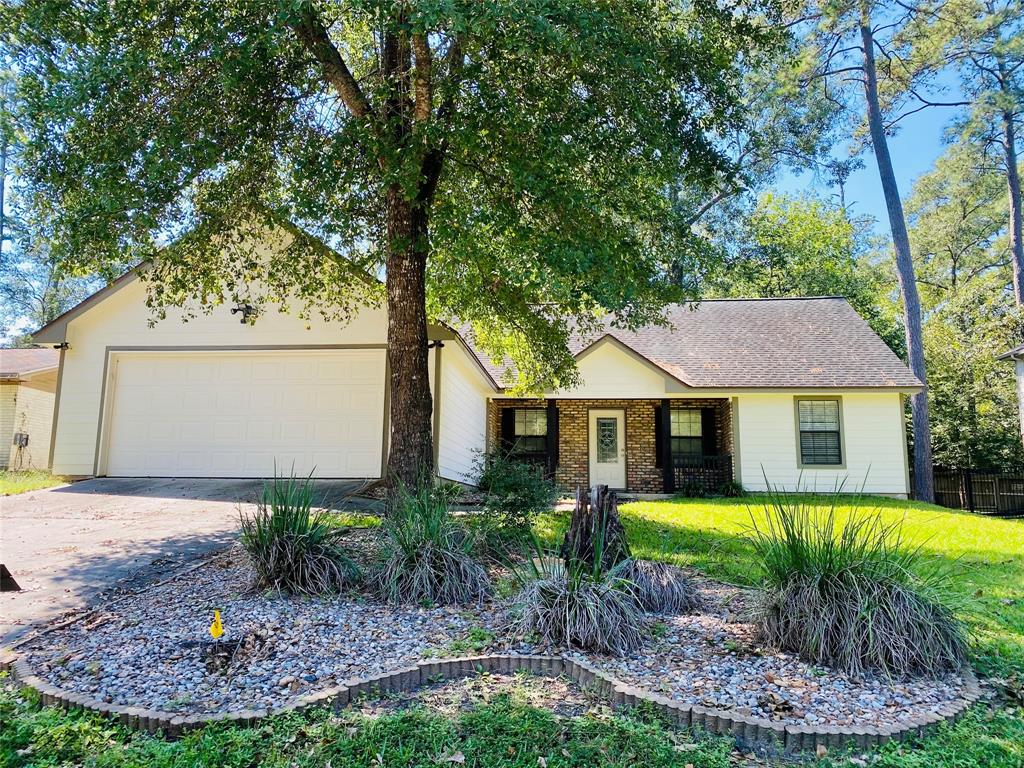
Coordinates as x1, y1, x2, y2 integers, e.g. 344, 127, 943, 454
596, 417, 618, 463
670, 408, 703, 459
512, 408, 547, 454
796, 398, 843, 466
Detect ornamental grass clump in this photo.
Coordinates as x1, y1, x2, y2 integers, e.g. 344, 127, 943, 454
611, 558, 703, 614
510, 555, 646, 655
509, 514, 646, 656
749, 491, 968, 679
375, 483, 491, 606
240, 472, 361, 595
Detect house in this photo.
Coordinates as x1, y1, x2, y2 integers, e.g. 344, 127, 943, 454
0, 347, 60, 471
32, 268, 921, 497
998, 344, 1024, 445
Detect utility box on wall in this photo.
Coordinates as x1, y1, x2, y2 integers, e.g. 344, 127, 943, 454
12, 432, 29, 448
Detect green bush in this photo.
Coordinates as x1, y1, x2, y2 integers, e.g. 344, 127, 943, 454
748, 489, 968, 678
239, 472, 360, 595
375, 483, 491, 605
475, 450, 558, 536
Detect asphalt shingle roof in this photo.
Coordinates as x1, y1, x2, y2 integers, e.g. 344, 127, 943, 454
0, 347, 60, 378
465, 297, 922, 390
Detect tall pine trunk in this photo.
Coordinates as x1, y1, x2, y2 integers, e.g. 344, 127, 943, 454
860, 14, 934, 502
384, 185, 435, 489
1002, 108, 1024, 306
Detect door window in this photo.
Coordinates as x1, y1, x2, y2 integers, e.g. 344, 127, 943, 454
596, 417, 618, 463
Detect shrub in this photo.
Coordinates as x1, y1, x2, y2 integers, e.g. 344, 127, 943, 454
475, 450, 558, 536
748, 490, 968, 678
715, 480, 745, 498
508, 537, 646, 655
240, 473, 360, 595
375, 483, 491, 605
674, 479, 708, 499
611, 558, 703, 614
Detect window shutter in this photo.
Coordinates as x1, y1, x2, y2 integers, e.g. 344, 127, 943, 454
701, 407, 717, 456
500, 407, 515, 453
546, 400, 559, 474
654, 405, 663, 469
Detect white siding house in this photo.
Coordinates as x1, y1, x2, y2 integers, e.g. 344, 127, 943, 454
33, 260, 919, 497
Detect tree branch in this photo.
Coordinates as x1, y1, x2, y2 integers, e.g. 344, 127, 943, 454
290, 4, 374, 120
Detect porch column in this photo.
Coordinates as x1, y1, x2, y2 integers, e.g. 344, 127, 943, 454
546, 399, 559, 476
660, 398, 674, 493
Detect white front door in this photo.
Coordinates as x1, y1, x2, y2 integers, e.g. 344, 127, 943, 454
589, 409, 626, 489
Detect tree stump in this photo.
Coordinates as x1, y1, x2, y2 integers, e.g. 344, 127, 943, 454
560, 484, 631, 572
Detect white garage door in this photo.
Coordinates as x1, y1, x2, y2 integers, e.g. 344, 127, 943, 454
103, 349, 386, 478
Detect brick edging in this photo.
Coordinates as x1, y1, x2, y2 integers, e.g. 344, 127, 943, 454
0, 648, 980, 754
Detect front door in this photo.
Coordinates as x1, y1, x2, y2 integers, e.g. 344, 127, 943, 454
589, 409, 626, 489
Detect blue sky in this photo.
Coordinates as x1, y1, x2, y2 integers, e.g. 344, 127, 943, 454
776, 104, 956, 232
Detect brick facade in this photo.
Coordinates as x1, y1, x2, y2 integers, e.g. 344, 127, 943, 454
488, 398, 733, 494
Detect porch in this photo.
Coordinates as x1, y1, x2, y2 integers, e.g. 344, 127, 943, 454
489, 398, 735, 494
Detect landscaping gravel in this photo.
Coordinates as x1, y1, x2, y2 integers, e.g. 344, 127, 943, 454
19, 545, 968, 727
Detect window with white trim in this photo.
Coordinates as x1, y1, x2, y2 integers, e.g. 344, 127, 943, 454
797, 399, 842, 465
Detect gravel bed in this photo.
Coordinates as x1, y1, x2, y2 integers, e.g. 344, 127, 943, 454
562, 577, 967, 728
19, 546, 967, 726
20, 546, 499, 714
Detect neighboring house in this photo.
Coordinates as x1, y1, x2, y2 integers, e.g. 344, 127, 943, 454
998, 344, 1024, 445
32, 269, 921, 497
0, 347, 60, 471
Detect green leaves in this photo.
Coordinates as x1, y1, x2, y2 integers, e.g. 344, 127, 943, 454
4, 0, 779, 388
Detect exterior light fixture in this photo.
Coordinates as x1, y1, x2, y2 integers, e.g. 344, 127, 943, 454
231, 304, 258, 324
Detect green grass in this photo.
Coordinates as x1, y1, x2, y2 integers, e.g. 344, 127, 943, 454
602, 494, 1024, 679
0, 679, 733, 768
3, 495, 1021, 768
0, 469, 68, 496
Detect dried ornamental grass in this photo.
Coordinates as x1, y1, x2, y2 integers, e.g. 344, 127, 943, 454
508, 535, 646, 655
240, 472, 361, 595
748, 489, 968, 678
375, 483, 491, 605
612, 558, 703, 614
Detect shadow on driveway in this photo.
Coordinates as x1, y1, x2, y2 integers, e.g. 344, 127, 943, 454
0, 477, 382, 645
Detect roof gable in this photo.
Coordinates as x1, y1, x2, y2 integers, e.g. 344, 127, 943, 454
470, 297, 922, 391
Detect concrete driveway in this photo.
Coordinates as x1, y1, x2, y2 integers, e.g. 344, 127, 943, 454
0, 477, 378, 645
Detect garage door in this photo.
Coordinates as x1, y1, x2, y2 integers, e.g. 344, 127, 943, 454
103, 350, 386, 478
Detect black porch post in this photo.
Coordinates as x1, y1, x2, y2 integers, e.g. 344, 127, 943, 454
546, 399, 559, 477
660, 398, 674, 493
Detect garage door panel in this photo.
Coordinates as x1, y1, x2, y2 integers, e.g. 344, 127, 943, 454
104, 350, 385, 478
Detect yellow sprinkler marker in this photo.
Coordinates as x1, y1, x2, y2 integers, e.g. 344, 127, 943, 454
209, 609, 224, 640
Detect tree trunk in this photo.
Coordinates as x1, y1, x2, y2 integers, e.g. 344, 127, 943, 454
561, 485, 631, 572
1002, 108, 1024, 306
384, 185, 434, 491
860, 16, 934, 502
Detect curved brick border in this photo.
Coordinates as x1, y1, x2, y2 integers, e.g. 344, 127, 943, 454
0, 648, 980, 754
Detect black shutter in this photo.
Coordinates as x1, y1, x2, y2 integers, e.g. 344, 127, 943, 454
701, 407, 717, 457
660, 399, 674, 492
546, 400, 559, 475
500, 407, 515, 453
654, 405, 663, 469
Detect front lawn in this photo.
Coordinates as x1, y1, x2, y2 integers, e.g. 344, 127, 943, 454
2, 494, 1021, 768
0, 469, 67, 496
612, 495, 1024, 679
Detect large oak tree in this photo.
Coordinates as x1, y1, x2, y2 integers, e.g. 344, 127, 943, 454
2, 0, 776, 486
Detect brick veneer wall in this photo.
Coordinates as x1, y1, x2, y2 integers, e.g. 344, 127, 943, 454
488, 398, 732, 493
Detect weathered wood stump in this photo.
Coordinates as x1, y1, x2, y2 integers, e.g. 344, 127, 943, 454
560, 484, 630, 572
